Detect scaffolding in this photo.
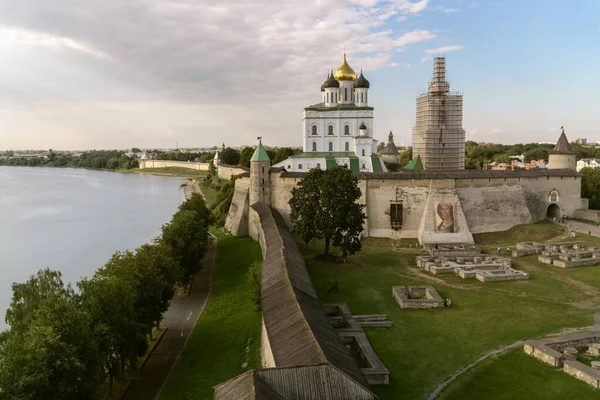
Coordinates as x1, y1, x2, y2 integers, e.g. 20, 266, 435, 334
412, 57, 465, 170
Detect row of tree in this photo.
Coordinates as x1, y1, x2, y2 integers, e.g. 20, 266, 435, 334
0, 194, 211, 398
217, 146, 301, 167
0, 150, 140, 170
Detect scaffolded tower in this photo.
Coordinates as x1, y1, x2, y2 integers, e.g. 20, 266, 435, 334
412, 57, 465, 170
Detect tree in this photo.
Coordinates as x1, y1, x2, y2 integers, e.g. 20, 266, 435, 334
161, 209, 209, 284
131, 147, 142, 153
0, 269, 105, 399
289, 166, 366, 256
219, 147, 240, 166
79, 270, 143, 390
377, 142, 385, 154
581, 167, 600, 209
272, 147, 298, 165
238, 146, 255, 168
400, 147, 412, 167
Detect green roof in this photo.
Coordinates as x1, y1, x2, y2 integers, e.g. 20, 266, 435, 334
404, 155, 424, 170
250, 141, 270, 162
349, 158, 359, 173
290, 151, 357, 158
370, 155, 384, 172
304, 103, 374, 111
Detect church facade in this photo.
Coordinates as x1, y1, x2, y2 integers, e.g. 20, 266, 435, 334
224, 57, 588, 244
273, 54, 387, 173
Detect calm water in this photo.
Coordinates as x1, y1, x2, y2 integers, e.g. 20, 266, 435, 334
0, 167, 185, 329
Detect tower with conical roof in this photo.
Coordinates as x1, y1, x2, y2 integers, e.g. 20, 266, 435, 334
412, 57, 465, 170
381, 131, 401, 170
548, 127, 576, 170
249, 138, 271, 206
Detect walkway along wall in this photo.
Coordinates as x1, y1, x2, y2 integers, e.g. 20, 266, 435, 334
214, 202, 375, 399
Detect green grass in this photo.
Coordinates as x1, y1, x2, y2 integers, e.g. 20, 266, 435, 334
134, 167, 209, 178
299, 228, 600, 400
158, 234, 262, 400
199, 179, 218, 206
438, 348, 599, 400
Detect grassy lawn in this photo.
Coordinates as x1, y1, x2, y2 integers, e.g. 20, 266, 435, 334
299, 222, 600, 400
158, 234, 263, 400
134, 167, 209, 178
198, 179, 218, 206
438, 348, 599, 399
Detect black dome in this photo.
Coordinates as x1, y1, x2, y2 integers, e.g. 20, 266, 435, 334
355, 71, 370, 89
323, 71, 340, 89
359, 122, 367, 130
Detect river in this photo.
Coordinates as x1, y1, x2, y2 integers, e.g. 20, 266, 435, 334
0, 167, 185, 330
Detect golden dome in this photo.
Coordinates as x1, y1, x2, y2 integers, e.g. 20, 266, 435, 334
333, 53, 356, 81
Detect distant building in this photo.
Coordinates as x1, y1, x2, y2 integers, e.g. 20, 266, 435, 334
483, 159, 547, 171
576, 138, 587, 145
576, 158, 600, 172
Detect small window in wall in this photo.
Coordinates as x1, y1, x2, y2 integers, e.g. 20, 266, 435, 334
343, 163, 348, 168
328, 125, 334, 135
361, 92, 364, 102
549, 190, 559, 203
345, 87, 348, 101
316, 163, 321, 169
327, 92, 329, 103
390, 202, 403, 230
329, 142, 333, 151
362, 163, 366, 169
344, 125, 350, 135
298, 164, 303, 170
312, 142, 317, 151
345, 142, 349, 151
361, 149, 366, 156
312, 125, 317, 135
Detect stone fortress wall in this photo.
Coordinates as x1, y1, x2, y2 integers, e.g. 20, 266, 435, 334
225, 167, 586, 243
138, 159, 210, 170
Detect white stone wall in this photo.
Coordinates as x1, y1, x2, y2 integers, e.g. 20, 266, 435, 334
139, 159, 210, 170
549, 154, 576, 170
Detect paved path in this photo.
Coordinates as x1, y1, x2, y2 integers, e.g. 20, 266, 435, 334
561, 219, 600, 237
121, 243, 216, 400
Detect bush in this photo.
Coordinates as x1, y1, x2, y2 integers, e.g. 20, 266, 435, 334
246, 261, 261, 308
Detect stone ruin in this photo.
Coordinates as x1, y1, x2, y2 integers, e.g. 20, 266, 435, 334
426, 243, 481, 258
515, 241, 600, 269
323, 303, 390, 385
416, 253, 529, 282
393, 286, 444, 309
524, 332, 600, 389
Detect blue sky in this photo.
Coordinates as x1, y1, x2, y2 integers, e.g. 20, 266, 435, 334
0, 0, 598, 150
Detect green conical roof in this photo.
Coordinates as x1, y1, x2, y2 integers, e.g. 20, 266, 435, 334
250, 141, 270, 162
404, 155, 424, 170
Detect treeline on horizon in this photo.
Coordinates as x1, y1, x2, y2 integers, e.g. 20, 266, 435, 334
0, 193, 211, 398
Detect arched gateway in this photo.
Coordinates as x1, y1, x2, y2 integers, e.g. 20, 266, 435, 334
547, 203, 561, 219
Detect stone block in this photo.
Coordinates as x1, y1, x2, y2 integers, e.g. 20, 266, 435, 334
588, 343, 600, 356
393, 286, 444, 309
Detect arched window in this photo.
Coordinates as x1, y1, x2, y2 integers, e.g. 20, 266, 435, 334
328, 125, 334, 135
343, 163, 348, 168
345, 87, 348, 101
316, 163, 321, 169
361, 149, 366, 156
298, 164, 303, 170
344, 125, 350, 135
362, 163, 366, 169
312, 142, 317, 151
312, 125, 317, 135
329, 142, 333, 151
345, 142, 349, 151
326, 92, 329, 103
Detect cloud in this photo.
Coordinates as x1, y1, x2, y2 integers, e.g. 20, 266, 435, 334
424, 45, 464, 54
491, 128, 502, 134
435, 7, 460, 13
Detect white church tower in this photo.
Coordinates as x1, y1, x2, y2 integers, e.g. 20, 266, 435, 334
273, 53, 386, 173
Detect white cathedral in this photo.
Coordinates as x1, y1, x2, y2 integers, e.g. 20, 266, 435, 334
273, 54, 388, 173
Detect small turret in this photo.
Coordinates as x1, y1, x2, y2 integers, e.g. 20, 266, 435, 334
548, 126, 576, 170
249, 137, 271, 206
354, 70, 370, 106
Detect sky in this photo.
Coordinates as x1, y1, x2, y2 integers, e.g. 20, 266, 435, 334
0, 0, 599, 150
